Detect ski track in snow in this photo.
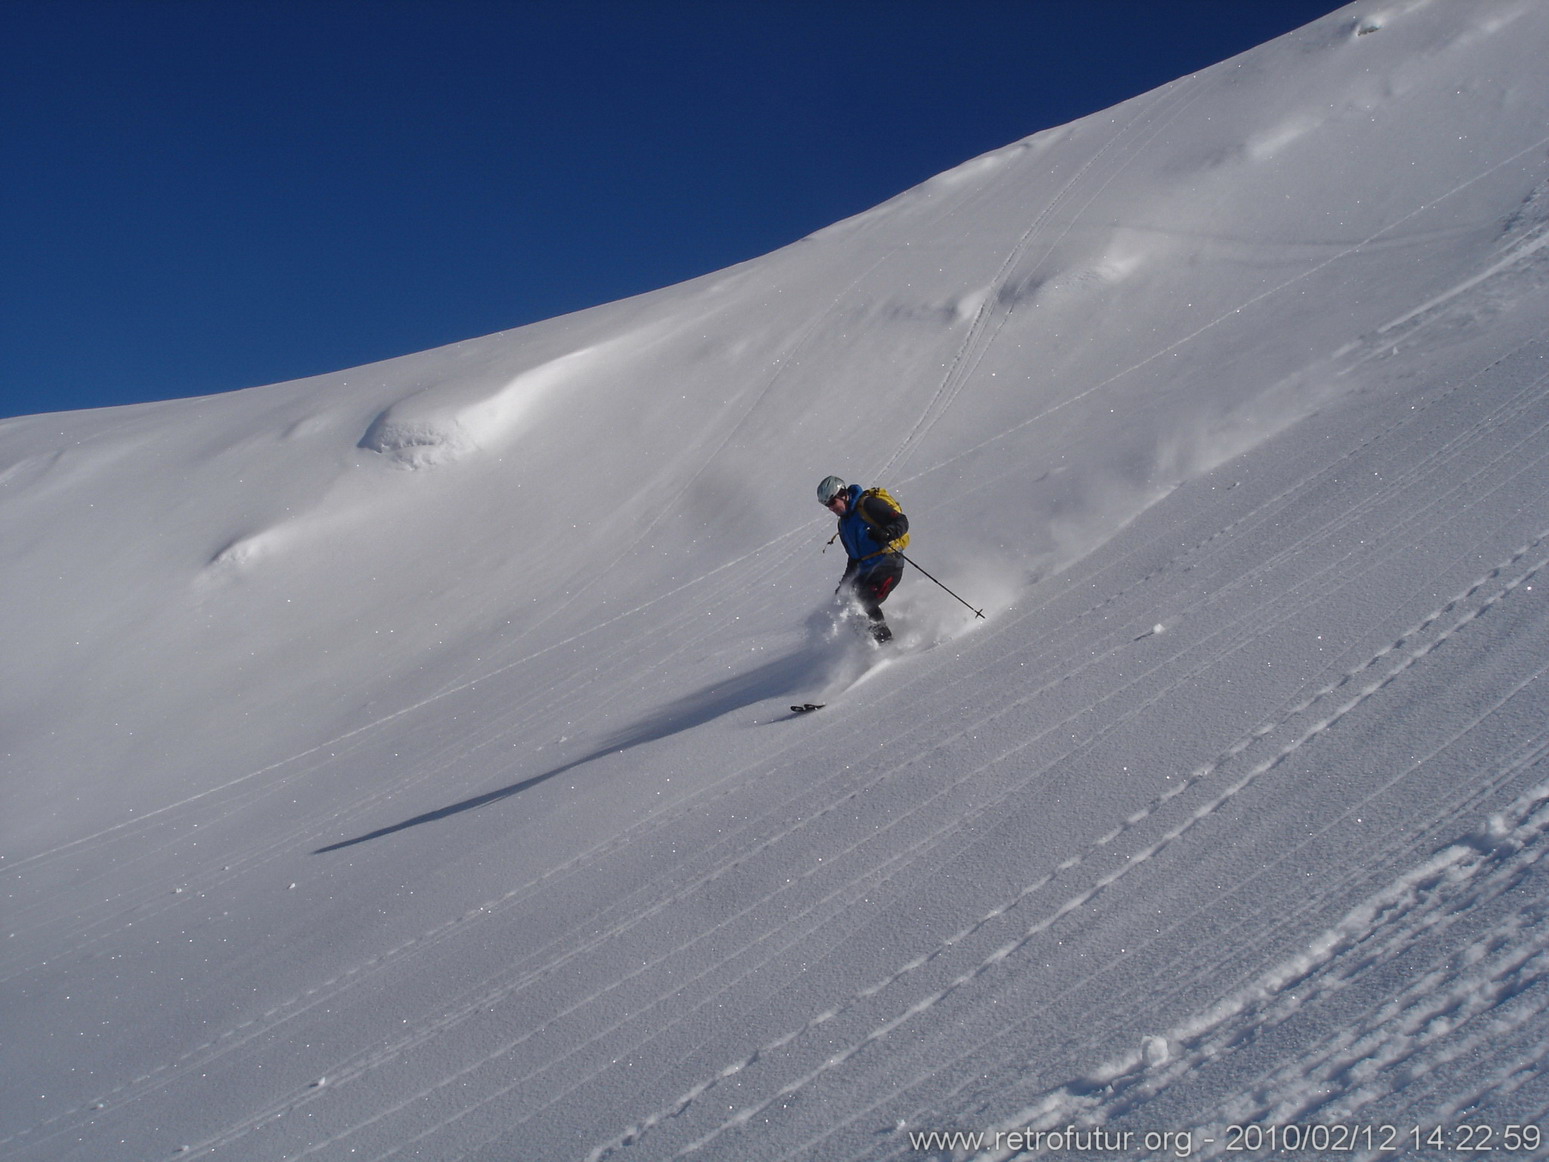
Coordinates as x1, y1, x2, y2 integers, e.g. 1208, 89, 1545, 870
898, 129, 1549, 497
881, 74, 1208, 481
963, 775, 1549, 1162
874, 650, 1549, 1161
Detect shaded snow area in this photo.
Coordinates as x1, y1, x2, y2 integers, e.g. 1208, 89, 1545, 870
7, 3, 1549, 1160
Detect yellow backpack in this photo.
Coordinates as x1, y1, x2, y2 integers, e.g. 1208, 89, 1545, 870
857, 487, 910, 554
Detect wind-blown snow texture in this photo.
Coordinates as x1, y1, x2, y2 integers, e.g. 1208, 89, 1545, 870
6, 3, 1549, 1159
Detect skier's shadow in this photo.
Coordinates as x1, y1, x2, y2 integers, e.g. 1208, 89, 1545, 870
313, 648, 826, 854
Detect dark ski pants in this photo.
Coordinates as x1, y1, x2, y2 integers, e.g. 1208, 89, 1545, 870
846, 558, 903, 625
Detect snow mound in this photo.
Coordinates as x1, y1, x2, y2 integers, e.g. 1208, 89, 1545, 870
358, 333, 642, 468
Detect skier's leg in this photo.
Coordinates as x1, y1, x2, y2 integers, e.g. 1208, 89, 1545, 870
855, 566, 900, 643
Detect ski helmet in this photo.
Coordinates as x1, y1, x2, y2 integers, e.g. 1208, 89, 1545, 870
816, 475, 847, 505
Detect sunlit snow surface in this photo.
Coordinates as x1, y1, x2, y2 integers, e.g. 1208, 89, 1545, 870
5, 3, 1549, 1159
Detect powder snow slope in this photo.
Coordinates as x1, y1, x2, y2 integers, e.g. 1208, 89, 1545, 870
5, 2, 1549, 1159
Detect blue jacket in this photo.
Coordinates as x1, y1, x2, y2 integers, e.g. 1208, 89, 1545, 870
836, 485, 908, 576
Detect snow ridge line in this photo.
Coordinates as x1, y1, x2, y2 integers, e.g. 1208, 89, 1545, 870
580, 535, 1549, 1161
971, 775, 1549, 1160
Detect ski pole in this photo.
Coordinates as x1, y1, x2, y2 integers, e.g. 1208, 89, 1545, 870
899, 551, 986, 619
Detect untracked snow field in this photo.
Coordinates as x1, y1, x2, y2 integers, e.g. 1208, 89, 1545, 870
5, 3, 1549, 1159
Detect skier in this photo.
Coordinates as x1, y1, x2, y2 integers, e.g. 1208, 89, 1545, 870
817, 474, 909, 643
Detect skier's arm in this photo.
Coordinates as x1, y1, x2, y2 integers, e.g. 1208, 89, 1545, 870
859, 495, 908, 544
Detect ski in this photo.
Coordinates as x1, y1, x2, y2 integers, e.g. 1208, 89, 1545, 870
790, 703, 825, 714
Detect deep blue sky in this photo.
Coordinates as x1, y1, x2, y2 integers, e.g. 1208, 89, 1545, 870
2, 1, 1344, 420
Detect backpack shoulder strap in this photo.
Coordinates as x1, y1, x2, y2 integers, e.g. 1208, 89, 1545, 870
853, 488, 909, 557
856, 487, 894, 519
